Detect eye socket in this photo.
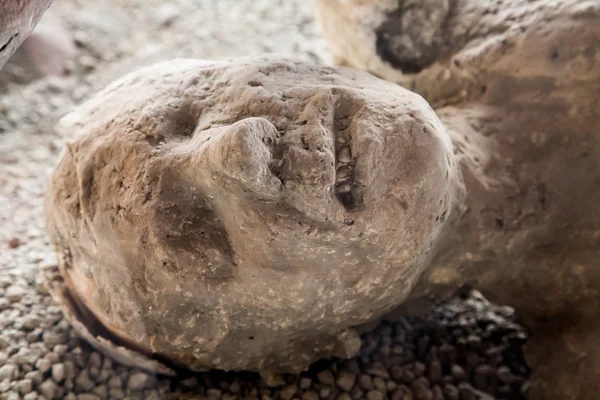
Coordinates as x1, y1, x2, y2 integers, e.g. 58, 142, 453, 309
0, 33, 18, 53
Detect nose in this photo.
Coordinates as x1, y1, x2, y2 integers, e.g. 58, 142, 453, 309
198, 117, 284, 201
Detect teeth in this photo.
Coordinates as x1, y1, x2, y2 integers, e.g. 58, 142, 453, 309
336, 166, 352, 180
334, 129, 355, 209
337, 146, 351, 163
337, 135, 349, 144
336, 183, 353, 193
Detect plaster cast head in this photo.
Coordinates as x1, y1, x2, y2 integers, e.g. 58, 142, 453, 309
45, 56, 459, 374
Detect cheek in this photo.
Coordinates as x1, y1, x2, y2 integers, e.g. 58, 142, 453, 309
279, 145, 336, 188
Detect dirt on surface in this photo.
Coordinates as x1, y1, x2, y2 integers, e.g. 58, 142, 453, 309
0, 0, 529, 399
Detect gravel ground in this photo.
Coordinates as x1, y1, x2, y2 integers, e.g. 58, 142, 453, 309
0, 0, 530, 399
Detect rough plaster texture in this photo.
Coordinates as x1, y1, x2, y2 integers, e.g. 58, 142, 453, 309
45, 56, 461, 377
314, 0, 600, 399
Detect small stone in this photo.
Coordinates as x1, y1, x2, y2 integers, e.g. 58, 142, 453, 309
26, 331, 41, 343
147, 390, 162, 400
0, 379, 10, 393
39, 379, 58, 400
413, 362, 426, 377
496, 366, 514, 383
88, 366, 100, 379
318, 370, 335, 385
346, 359, 361, 375
366, 362, 390, 379
458, 383, 476, 400
92, 385, 107, 398
5, 286, 25, 302
101, 357, 113, 371
7, 237, 21, 248
63, 361, 76, 380
92, 367, 108, 383
4, 392, 20, 400
108, 375, 122, 389
78, 55, 97, 72
372, 377, 386, 392
17, 379, 32, 395
23, 393, 38, 400
336, 371, 356, 392
350, 387, 363, 399
88, 352, 102, 368
319, 387, 331, 398
465, 352, 482, 366
428, 360, 442, 383
358, 374, 373, 391
279, 384, 297, 400
75, 370, 95, 392
24, 371, 43, 386
451, 365, 466, 381
108, 388, 125, 399
155, 4, 180, 27
77, 395, 100, 400
302, 390, 319, 400
410, 379, 432, 400
43, 332, 67, 347
229, 381, 241, 394
390, 366, 404, 381
180, 377, 198, 388
391, 385, 413, 400
206, 388, 222, 400
417, 336, 430, 356
22, 316, 41, 330
51, 364, 65, 383
443, 384, 459, 400
14, 347, 42, 365
53, 344, 69, 356
432, 385, 444, 400
366, 390, 385, 400
35, 358, 51, 374
0, 365, 16, 381
127, 372, 153, 390
337, 394, 352, 400
299, 377, 312, 390
473, 365, 492, 389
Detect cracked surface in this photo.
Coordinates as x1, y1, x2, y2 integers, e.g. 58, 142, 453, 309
45, 56, 460, 375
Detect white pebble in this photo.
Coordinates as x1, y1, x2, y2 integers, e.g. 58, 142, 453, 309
0, 364, 16, 381
35, 358, 51, 374
52, 363, 65, 383
155, 4, 181, 27
17, 379, 32, 394
5, 286, 25, 302
77, 394, 100, 400
39, 379, 58, 399
23, 392, 38, 400
127, 372, 152, 390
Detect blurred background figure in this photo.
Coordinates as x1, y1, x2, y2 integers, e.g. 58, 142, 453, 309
0, 0, 74, 75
